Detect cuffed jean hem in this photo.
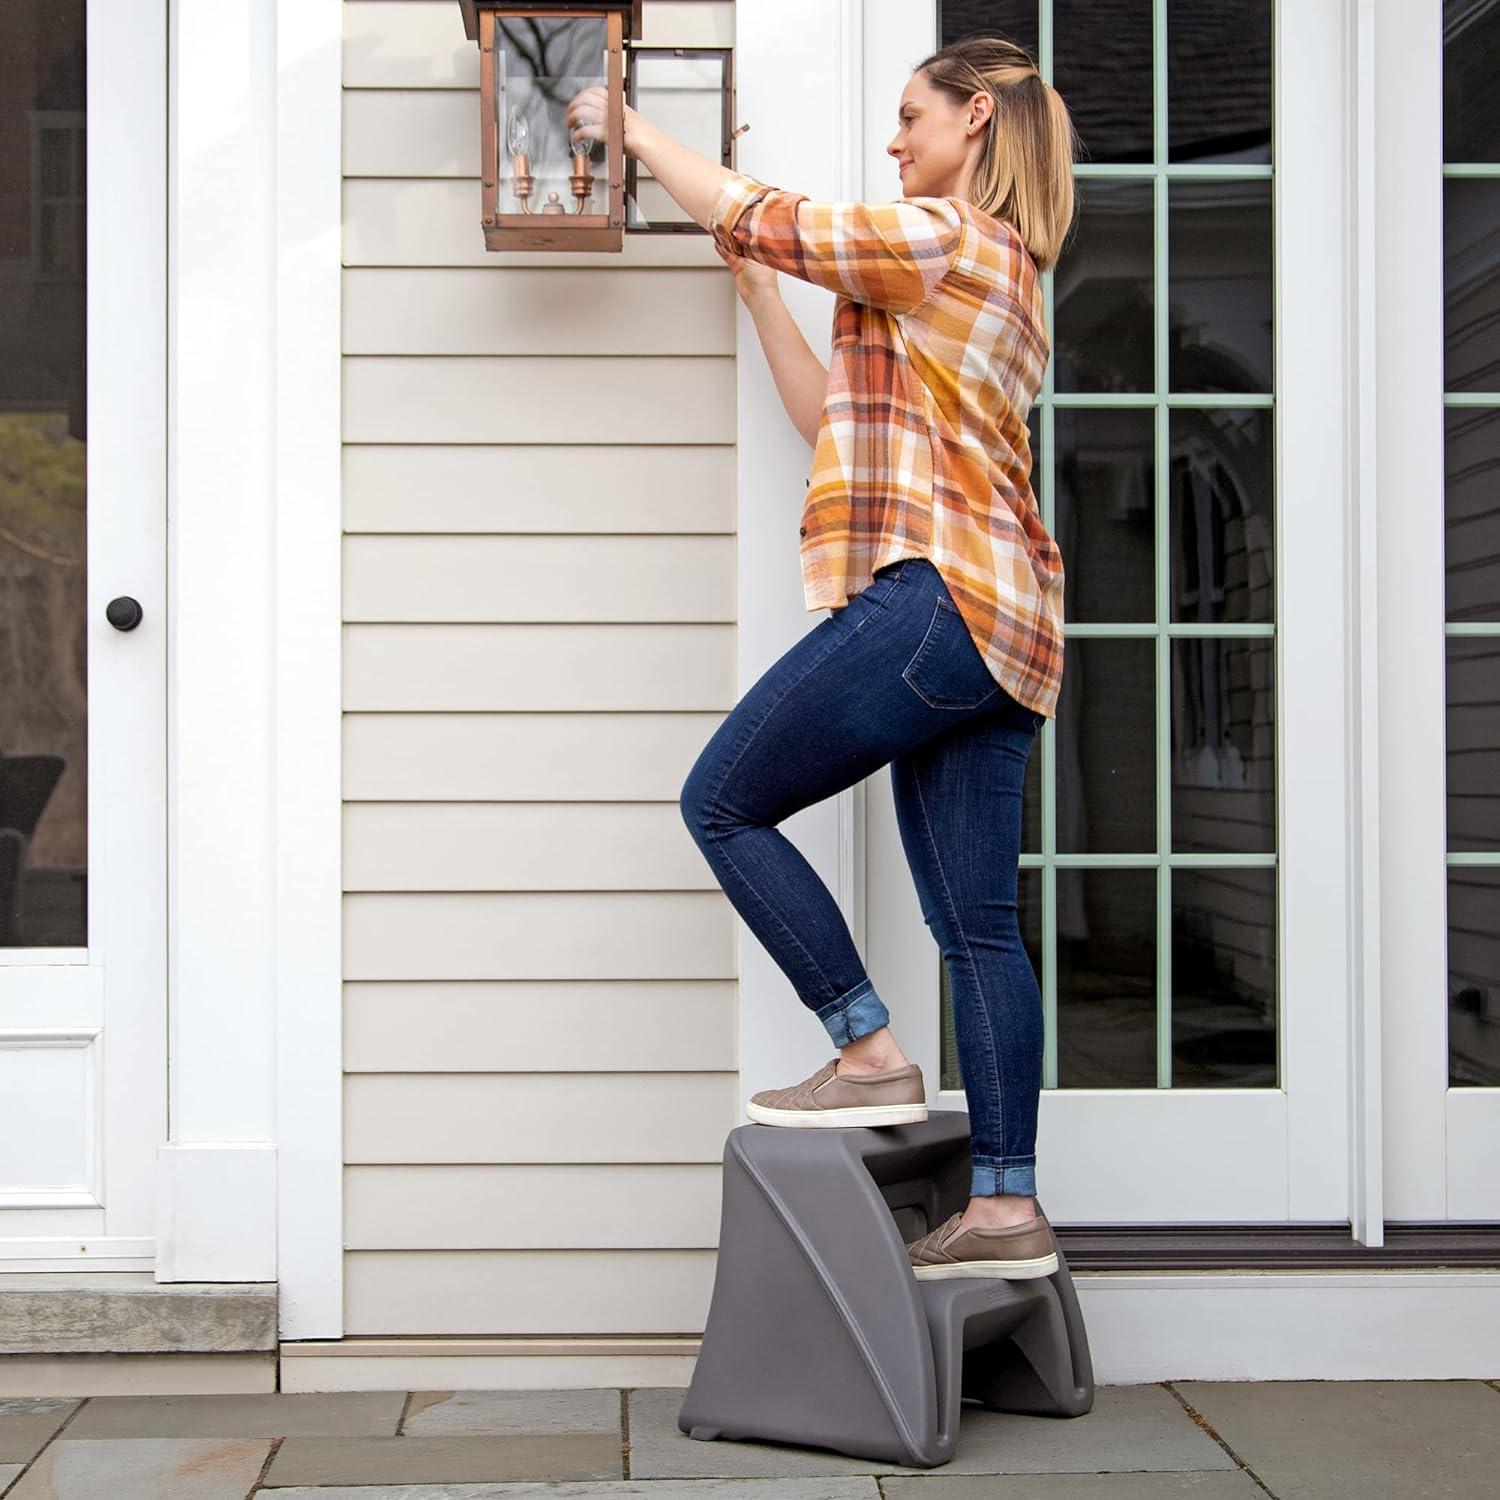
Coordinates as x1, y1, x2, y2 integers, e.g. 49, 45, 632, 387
970, 1157, 1037, 1197
814, 980, 891, 1047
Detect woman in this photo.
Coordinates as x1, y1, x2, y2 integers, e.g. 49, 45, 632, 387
568, 35, 1076, 1282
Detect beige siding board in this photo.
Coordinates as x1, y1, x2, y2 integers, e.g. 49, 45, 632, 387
344, 1164, 722, 1248
343, 268, 733, 356
343, 535, 734, 622
344, 802, 709, 891
343, 890, 734, 980
342, 445, 734, 532
344, 1072, 737, 1163
343, 980, 734, 1071
342, 2, 733, 89
342, 713, 723, 800
344, 1250, 716, 1335
342, 356, 734, 444
344, 90, 475, 176
342, 180, 722, 266
343, 623, 733, 710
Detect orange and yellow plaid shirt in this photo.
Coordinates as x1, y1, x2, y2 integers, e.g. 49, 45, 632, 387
708, 173, 1065, 719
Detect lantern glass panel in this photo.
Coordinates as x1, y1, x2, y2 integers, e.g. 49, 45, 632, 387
626, 52, 728, 228
495, 14, 612, 218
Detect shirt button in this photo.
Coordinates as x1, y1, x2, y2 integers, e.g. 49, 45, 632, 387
799, 526, 807, 536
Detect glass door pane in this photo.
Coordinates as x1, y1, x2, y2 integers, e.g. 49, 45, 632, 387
1442, 0, 1500, 1088
0, 1, 87, 948
935, 0, 1278, 1096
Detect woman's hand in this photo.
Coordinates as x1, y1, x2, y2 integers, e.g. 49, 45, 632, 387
565, 83, 640, 158
714, 238, 778, 308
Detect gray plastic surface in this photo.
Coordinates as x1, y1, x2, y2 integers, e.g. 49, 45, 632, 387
676, 1108, 1094, 1468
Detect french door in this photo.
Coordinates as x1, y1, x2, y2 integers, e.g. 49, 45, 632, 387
864, 1, 1353, 1223
0, 0, 167, 1268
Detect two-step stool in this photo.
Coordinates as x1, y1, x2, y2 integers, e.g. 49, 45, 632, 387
677, 1108, 1094, 1469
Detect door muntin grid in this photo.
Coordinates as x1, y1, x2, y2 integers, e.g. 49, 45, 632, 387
936, 0, 1278, 1092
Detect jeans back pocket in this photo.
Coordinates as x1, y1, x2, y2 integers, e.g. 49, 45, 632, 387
899, 596, 1004, 710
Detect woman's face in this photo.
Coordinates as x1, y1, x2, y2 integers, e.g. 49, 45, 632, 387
887, 70, 992, 202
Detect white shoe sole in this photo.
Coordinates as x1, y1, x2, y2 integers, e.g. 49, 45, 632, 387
745, 1099, 928, 1128
911, 1252, 1059, 1280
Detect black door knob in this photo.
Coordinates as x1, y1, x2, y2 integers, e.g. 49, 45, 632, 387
106, 596, 144, 631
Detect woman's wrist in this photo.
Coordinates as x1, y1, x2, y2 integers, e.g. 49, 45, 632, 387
622, 105, 648, 159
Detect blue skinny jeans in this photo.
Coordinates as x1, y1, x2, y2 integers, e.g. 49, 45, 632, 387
679, 554, 1047, 1197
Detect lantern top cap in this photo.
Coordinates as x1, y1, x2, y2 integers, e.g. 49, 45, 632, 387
457, 0, 643, 44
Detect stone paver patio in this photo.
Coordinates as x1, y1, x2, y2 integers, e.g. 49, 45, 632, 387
0, 1381, 1497, 1497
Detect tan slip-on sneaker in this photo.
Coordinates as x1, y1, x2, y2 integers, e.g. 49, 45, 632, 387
745, 1056, 927, 1128
905, 1207, 1059, 1280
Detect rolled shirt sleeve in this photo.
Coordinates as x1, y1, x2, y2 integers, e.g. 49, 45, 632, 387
709, 172, 965, 315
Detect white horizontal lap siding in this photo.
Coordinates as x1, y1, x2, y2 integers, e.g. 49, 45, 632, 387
341, 0, 738, 1340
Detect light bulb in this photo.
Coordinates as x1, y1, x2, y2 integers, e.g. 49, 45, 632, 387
507, 109, 529, 157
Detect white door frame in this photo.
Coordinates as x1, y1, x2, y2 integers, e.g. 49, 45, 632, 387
1373, 0, 1500, 1224
740, 0, 1363, 1226
0, 0, 168, 1273
865, 0, 1355, 1225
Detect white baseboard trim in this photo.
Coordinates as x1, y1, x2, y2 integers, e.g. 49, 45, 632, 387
1076, 1271, 1500, 1381
156, 1143, 277, 1282
281, 1274, 1500, 1389
0, 1352, 275, 1397
281, 1338, 700, 1393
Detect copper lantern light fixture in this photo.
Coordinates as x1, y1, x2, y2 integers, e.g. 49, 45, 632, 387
457, 0, 740, 252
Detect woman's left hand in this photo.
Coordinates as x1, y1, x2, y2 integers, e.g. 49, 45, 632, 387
567, 84, 639, 158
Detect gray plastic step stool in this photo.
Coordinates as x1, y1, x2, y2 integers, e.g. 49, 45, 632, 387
677, 1108, 1094, 1469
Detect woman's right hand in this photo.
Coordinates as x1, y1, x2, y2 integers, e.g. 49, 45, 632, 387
714, 239, 778, 307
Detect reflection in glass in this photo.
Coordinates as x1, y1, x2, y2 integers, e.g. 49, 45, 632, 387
1171, 638, 1275, 855
1056, 869, 1156, 1088
1443, 179, 1500, 394
1450, 868, 1500, 1086
1167, 0, 1272, 165
1446, 406, 1500, 623
1172, 867, 1277, 1086
938, 1, 1037, 60
1057, 639, 1156, 854
0, 3, 87, 948
1444, 0, 1500, 164
1446, 638, 1500, 856
1054, 406, 1155, 624
1168, 179, 1272, 394
940, 866, 1043, 1093
495, 14, 610, 218
1053, 179, 1154, 393
1169, 408, 1274, 625
1054, 0, 1152, 164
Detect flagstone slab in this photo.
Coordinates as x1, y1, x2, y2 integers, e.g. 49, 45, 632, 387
0, 1399, 79, 1463
883, 1473, 1264, 1497
7, 1437, 271, 1499
64, 1389, 406, 1439
263, 1433, 622, 1486
625, 1384, 1235, 1478
402, 1389, 621, 1436
266, 1483, 880, 1499
1176, 1380, 1500, 1500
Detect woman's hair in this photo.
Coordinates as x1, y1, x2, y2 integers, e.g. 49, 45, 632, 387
913, 33, 1078, 273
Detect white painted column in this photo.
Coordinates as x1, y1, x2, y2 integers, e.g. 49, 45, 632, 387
159, 0, 343, 1303
1373, 0, 1449, 1221
158, 0, 279, 1281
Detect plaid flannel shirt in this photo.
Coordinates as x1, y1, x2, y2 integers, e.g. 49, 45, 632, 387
708, 172, 1065, 719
